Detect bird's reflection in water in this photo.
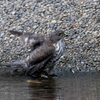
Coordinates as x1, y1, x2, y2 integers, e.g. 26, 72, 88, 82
28, 78, 57, 100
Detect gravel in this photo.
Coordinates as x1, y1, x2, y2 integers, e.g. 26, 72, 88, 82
0, 0, 100, 73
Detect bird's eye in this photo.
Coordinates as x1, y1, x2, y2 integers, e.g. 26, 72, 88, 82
58, 33, 62, 36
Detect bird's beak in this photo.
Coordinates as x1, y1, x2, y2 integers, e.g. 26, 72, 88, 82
64, 32, 68, 37
64, 32, 67, 35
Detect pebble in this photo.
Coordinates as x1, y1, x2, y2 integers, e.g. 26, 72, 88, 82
0, 0, 100, 73
51, 20, 57, 24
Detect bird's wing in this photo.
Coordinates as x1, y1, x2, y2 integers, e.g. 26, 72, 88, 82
25, 43, 55, 66
9, 30, 33, 40
9, 30, 33, 36
9, 30, 23, 36
25, 43, 55, 76
26, 54, 52, 76
9, 30, 45, 50
0, 44, 55, 77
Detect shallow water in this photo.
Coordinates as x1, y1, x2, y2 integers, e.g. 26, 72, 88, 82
0, 73, 100, 100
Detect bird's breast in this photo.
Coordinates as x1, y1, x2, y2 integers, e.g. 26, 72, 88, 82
53, 39, 64, 61
45, 39, 64, 70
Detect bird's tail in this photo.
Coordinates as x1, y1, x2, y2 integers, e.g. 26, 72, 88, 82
0, 61, 28, 76
0, 61, 27, 68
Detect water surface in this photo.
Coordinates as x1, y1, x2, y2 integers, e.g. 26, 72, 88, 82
0, 73, 100, 100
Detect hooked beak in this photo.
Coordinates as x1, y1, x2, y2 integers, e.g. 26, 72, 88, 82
64, 32, 68, 37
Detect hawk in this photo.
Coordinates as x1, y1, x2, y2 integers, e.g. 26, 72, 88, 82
0, 30, 66, 77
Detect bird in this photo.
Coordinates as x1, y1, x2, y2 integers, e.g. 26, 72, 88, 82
0, 30, 66, 77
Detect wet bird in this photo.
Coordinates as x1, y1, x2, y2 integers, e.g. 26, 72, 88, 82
0, 30, 66, 77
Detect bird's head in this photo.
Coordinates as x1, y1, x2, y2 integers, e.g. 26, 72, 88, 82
49, 30, 66, 43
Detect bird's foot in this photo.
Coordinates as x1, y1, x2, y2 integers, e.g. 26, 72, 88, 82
40, 74, 48, 78
40, 73, 57, 79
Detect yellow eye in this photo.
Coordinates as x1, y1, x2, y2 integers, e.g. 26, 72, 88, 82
58, 33, 62, 36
